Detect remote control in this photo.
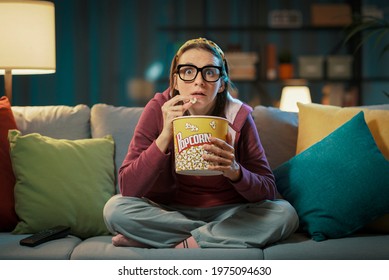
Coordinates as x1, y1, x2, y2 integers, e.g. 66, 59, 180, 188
19, 225, 71, 247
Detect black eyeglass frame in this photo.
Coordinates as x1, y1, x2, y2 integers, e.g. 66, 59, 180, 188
176, 64, 223, 82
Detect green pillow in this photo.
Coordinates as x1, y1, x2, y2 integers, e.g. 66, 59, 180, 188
274, 112, 389, 241
9, 130, 115, 239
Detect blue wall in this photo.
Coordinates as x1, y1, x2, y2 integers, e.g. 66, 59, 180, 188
3, 0, 389, 106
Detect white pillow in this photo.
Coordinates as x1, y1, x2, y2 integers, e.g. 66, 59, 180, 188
12, 104, 90, 140
91, 104, 143, 191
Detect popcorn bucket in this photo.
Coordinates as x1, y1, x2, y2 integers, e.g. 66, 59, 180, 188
173, 116, 228, 176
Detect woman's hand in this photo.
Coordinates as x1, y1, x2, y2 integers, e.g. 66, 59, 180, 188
156, 95, 193, 153
202, 133, 241, 182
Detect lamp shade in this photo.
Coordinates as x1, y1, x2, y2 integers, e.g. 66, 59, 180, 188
279, 86, 311, 112
0, 0, 56, 75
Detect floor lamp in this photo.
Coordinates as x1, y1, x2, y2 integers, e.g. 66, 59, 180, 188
0, 0, 56, 103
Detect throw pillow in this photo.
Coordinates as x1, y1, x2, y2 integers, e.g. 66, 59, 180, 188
9, 130, 115, 239
91, 104, 143, 192
0, 96, 18, 231
296, 103, 389, 233
274, 112, 389, 241
11, 104, 91, 140
296, 103, 389, 159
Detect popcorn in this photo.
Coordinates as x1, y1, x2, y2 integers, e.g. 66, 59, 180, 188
173, 116, 228, 175
175, 146, 210, 172
190, 97, 197, 104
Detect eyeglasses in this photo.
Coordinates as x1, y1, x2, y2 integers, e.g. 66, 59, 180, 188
176, 64, 223, 82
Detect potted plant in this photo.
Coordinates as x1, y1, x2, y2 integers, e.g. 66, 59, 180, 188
278, 49, 294, 80
345, 15, 389, 57
345, 15, 389, 99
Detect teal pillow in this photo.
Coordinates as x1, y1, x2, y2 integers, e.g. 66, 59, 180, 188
9, 130, 115, 239
274, 112, 389, 241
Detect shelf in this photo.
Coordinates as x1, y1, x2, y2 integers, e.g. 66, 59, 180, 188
360, 77, 389, 82
157, 1, 376, 105
256, 78, 354, 83
156, 77, 388, 84
236, 78, 371, 84
158, 25, 348, 32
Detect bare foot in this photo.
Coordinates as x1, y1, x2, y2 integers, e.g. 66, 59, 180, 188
112, 234, 149, 247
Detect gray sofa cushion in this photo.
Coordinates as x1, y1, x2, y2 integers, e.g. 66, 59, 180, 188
264, 233, 389, 260
0, 233, 82, 260
91, 104, 143, 191
11, 104, 91, 140
252, 106, 298, 169
70, 236, 264, 260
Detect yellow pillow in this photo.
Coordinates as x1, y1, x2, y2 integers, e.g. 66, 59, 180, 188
296, 103, 389, 160
296, 102, 389, 233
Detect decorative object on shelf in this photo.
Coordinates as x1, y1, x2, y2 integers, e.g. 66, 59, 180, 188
127, 78, 155, 106
362, 5, 384, 20
0, 0, 56, 103
225, 51, 259, 81
278, 49, 294, 80
321, 83, 358, 107
322, 84, 345, 107
268, 10, 303, 28
279, 85, 311, 112
298, 56, 324, 79
311, 3, 352, 27
327, 55, 353, 79
266, 44, 277, 80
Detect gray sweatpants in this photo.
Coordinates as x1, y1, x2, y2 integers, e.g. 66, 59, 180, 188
103, 195, 299, 248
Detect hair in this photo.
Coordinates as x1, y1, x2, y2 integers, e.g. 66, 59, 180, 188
168, 38, 234, 117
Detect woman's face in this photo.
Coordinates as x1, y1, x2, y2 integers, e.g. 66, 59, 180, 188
174, 48, 224, 115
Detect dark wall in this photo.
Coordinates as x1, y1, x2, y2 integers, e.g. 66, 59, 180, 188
3, 0, 389, 107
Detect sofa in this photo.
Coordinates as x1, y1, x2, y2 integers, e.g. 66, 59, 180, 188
1, 97, 389, 260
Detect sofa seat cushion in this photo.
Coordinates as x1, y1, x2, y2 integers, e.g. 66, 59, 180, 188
274, 112, 389, 241
9, 131, 115, 239
0, 232, 82, 260
264, 233, 389, 260
70, 236, 264, 260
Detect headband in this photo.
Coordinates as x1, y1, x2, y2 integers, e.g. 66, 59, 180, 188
177, 37, 225, 60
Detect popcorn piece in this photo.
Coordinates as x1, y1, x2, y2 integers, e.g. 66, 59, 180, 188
190, 97, 197, 104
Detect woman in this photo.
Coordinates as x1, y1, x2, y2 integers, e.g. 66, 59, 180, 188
104, 38, 298, 248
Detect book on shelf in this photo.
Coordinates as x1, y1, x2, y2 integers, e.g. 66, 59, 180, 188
225, 52, 259, 65
225, 51, 259, 80
229, 64, 257, 80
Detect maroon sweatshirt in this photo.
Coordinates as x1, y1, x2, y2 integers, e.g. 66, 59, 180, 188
119, 89, 276, 207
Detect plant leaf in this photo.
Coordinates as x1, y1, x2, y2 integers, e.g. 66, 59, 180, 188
344, 15, 389, 57
344, 21, 378, 42
374, 29, 388, 47
380, 44, 389, 58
